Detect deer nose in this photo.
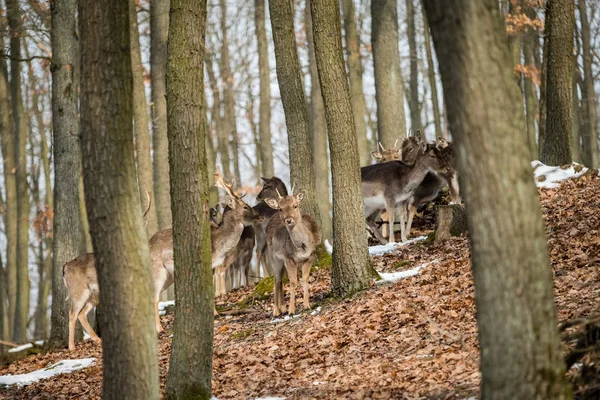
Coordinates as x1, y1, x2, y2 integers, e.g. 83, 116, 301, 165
285, 217, 294, 225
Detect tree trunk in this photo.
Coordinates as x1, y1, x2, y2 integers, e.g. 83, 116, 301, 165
79, 0, 159, 397
523, 29, 539, 160
571, 45, 582, 163
577, 0, 598, 169
130, 0, 159, 235
78, 176, 93, 253
220, 0, 241, 185
256, 0, 275, 177
151, 0, 172, 229
422, 7, 442, 139
7, 0, 31, 343
204, 91, 219, 206
371, 0, 406, 146
434, 204, 467, 242
538, 27, 548, 153
540, 0, 574, 166
268, 0, 322, 225
305, 1, 332, 242
406, 0, 422, 134
0, 25, 17, 339
48, 0, 83, 350
422, 1, 572, 398
341, 0, 369, 165
311, 0, 378, 296
164, 1, 213, 397
206, 52, 231, 182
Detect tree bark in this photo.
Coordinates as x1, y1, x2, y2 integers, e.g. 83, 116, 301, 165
371, 0, 407, 146
571, 40, 582, 163
538, 26, 548, 153
540, 0, 574, 166
7, 0, 31, 343
305, 1, 332, 242
523, 22, 539, 160
406, 0, 422, 134
164, 1, 213, 398
79, 0, 159, 397
256, 0, 275, 177
422, 1, 572, 398
78, 176, 93, 253
268, 0, 322, 225
0, 23, 17, 339
311, 0, 378, 297
341, 0, 369, 165
577, 0, 598, 169
130, 0, 159, 235
422, 7, 442, 140
151, 0, 172, 229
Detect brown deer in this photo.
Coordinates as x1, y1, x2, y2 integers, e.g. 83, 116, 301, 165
264, 186, 322, 317
370, 139, 402, 239
362, 139, 450, 243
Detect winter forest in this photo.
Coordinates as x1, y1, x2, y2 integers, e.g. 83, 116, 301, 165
0, 0, 599, 398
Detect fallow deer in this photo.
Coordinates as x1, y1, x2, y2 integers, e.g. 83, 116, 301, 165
362, 139, 450, 243
265, 185, 322, 316
370, 139, 402, 239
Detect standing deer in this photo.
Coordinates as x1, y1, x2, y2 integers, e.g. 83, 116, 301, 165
362, 140, 450, 243
370, 139, 402, 239
264, 186, 322, 316
62, 168, 261, 349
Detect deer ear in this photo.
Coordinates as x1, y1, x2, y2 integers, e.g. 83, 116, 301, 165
226, 195, 236, 209
264, 198, 279, 210
414, 129, 422, 141
260, 177, 269, 184
296, 190, 306, 202
419, 141, 427, 153
371, 151, 382, 160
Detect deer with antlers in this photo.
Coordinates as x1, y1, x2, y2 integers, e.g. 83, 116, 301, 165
264, 184, 322, 317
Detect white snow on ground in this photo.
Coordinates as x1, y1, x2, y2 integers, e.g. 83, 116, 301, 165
532, 161, 588, 189
269, 314, 301, 324
158, 300, 175, 316
368, 236, 427, 256
376, 260, 438, 284
7, 340, 44, 353
0, 358, 97, 387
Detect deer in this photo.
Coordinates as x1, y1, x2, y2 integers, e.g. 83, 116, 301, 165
370, 139, 402, 239
226, 225, 255, 290
62, 168, 261, 350
362, 137, 450, 243
264, 185, 322, 317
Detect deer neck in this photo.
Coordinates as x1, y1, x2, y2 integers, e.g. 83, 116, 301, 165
211, 212, 244, 267
286, 217, 314, 259
403, 157, 431, 192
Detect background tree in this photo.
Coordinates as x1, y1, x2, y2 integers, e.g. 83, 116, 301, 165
406, 0, 422, 133
164, 0, 213, 397
311, 0, 378, 296
423, 0, 572, 398
371, 0, 406, 146
422, 6, 443, 139
151, 0, 172, 229
540, 0, 574, 166
79, 0, 159, 397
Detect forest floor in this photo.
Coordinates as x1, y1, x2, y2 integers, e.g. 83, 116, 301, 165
1, 171, 599, 399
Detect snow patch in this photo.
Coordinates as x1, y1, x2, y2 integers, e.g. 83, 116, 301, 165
310, 306, 322, 316
377, 260, 438, 284
369, 236, 426, 256
158, 300, 175, 316
7, 340, 44, 353
532, 161, 588, 189
0, 358, 97, 387
269, 314, 301, 324
324, 239, 333, 255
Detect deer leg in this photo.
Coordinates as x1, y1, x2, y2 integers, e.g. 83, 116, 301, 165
68, 296, 86, 350
285, 261, 298, 315
449, 174, 461, 204
405, 202, 417, 241
78, 302, 100, 342
366, 210, 387, 244
381, 211, 388, 238
398, 203, 407, 242
301, 260, 312, 309
386, 199, 396, 243
154, 295, 164, 333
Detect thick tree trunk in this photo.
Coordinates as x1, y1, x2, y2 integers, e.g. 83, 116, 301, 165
422, 8, 442, 140
48, 0, 84, 350
130, 0, 159, 235
7, 0, 31, 343
341, 0, 369, 165
578, 0, 598, 169
311, 0, 378, 296
164, 1, 213, 397
256, 0, 275, 177
406, 0, 422, 134
0, 28, 17, 338
79, 0, 159, 397
423, 1, 572, 398
151, 0, 172, 229
371, 0, 406, 146
305, 2, 332, 242
268, 0, 322, 225
220, 0, 241, 185
540, 0, 574, 166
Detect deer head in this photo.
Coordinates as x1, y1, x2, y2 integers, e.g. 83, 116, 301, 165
420, 142, 451, 175
371, 139, 401, 163
214, 167, 263, 226
256, 176, 288, 202
264, 184, 306, 229
401, 133, 423, 165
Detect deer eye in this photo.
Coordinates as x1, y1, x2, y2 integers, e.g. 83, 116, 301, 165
244, 205, 249, 210
294, 205, 298, 209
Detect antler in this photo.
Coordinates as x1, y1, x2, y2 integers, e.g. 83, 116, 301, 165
214, 166, 239, 199
275, 188, 284, 200
392, 138, 399, 149
378, 141, 385, 151
290, 182, 296, 195
142, 191, 152, 218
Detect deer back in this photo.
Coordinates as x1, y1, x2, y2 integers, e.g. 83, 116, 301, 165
63, 253, 99, 306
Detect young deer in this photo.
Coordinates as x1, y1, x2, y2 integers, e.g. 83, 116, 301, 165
265, 186, 322, 317
226, 225, 255, 289
370, 139, 402, 239
362, 140, 450, 243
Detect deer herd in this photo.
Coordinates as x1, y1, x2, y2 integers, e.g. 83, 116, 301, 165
63, 130, 459, 350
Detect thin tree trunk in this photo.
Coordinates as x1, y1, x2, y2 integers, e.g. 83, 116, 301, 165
204, 91, 219, 206
540, 0, 574, 166
371, 0, 407, 146
255, 0, 275, 177
305, 1, 332, 242
422, 7, 442, 139
7, 0, 31, 343
130, 0, 159, 235
245, 75, 262, 182
311, 0, 377, 296
79, 0, 159, 396
78, 176, 93, 253
422, 1, 572, 398
341, 0, 369, 165
151, 0, 172, 229
523, 27, 539, 159
164, 1, 213, 397
538, 27, 548, 153
268, 0, 322, 225
572, 34, 582, 163
206, 53, 231, 180
406, 0, 422, 133
0, 24, 17, 338
578, 0, 598, 168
